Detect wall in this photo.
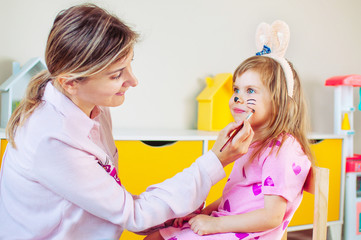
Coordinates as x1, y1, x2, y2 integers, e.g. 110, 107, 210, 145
1, 0, 361, 152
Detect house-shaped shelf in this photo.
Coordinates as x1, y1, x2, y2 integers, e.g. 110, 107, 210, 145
0, 57, 47, 128
196, 73, 233, 131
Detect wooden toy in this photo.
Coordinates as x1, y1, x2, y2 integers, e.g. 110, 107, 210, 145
197, 73, 233, 131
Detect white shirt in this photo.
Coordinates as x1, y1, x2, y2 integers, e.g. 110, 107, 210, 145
0, 83, 225, 239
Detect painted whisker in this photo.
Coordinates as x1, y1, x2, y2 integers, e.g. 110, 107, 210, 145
247, 99, 256, 105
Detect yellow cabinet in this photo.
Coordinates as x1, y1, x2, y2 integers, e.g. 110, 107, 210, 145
116, 140, 203, 194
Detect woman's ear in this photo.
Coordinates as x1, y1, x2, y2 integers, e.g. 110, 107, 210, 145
56, 77, 79, 96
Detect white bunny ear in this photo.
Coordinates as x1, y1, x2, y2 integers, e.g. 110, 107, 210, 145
255, 22, 271, 52
270, 20, 290, 57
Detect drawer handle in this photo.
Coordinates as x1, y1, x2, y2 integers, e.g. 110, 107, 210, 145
310, 139, 324, 144
141, 141, 177, 147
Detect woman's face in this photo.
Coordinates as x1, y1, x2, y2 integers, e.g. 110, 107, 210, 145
229, 70, 272, 133
69, 51, 138, 116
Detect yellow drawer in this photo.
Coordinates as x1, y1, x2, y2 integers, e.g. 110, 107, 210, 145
290, 138, 342, 226
116, 140, 203, 194
116, 140, 203, 239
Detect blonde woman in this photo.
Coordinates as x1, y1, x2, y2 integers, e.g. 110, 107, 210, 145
0, 4, 253, 239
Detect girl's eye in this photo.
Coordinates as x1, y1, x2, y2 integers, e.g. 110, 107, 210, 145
234, 88, 240, 94
247, 88, 255, 94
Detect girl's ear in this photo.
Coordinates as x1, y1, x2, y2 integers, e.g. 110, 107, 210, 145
56, 77, 79, 96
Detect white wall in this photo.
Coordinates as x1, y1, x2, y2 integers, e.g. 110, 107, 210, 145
1, 0, 361, 152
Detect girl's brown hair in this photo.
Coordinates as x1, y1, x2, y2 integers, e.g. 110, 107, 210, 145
233, 56, 314, 163
6, 4, 138, 148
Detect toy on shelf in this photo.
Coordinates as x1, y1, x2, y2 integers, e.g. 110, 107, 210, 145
197, 73, 233, 131
326, 74, 361, 239
325, 74, 361, 159
346, 154, 361, 172
342, 113, 351, 131
0, 57, 47, 128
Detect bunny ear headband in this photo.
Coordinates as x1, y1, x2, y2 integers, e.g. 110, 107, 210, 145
255, 20, 294, 98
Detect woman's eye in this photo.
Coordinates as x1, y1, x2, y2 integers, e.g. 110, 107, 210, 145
111, 72, 122, 80
247, 88, 255, 94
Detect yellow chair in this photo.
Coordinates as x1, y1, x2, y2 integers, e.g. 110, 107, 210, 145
282, 166, 330, 240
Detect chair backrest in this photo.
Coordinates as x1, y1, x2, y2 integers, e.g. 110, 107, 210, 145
281, 166, 330, 240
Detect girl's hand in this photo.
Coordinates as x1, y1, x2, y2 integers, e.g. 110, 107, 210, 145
212, 120, 254, 167
188, 214, 219, 235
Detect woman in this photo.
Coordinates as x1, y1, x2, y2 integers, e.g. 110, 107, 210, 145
0, 4, 253, 239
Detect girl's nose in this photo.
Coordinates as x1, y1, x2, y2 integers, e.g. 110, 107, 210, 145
234, 96, 244, 103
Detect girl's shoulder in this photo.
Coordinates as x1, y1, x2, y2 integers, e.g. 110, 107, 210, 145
271, 134, 301, 151
258, 134, 307, 164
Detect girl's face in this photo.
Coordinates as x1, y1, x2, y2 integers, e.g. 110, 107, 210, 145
229, 70, 272, 133
68, 51, 138, 116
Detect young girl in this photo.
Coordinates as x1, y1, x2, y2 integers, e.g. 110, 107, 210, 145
146, 21, 313, 240
0, 4, 254, 239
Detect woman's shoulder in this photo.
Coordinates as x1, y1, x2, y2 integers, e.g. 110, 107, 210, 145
25, 102, 83, 143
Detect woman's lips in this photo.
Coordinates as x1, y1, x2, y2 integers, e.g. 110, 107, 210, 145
115, 92, 124, 96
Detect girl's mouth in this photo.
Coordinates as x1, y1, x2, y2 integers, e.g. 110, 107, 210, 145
232, 108, 246, 114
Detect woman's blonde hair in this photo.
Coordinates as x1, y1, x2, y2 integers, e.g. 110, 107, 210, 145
6, 4, 138, 148
233, 56, 314, 163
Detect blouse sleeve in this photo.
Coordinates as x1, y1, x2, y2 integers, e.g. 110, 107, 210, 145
33, 136, 225, 232
260, 137, 311, 202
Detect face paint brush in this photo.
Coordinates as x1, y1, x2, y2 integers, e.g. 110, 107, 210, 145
220, 109, 255, 152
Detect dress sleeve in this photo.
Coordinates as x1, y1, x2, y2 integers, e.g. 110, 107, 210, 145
260, 137, 311, 202
33, 136, 225, 232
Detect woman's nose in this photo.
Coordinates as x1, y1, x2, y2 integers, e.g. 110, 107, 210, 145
124, 68, 138, 87
128, 74, 138, 87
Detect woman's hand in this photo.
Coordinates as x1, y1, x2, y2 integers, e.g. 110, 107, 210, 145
172, 202, 205, 227
188, 214, 219, 235
211, 120, 254, 167
172, 213, 198, 228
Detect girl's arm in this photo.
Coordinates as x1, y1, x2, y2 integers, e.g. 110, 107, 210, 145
188, 195, 287, 235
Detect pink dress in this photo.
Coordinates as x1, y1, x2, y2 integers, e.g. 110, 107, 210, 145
160, 135, 311, 240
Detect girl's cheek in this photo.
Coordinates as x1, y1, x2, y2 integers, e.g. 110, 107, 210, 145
229, 97, 234, 107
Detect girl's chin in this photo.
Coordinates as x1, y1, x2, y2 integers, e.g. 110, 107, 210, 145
233, 117, 245, 123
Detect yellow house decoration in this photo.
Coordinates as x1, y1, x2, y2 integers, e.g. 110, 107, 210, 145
197, 73, 234, 131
